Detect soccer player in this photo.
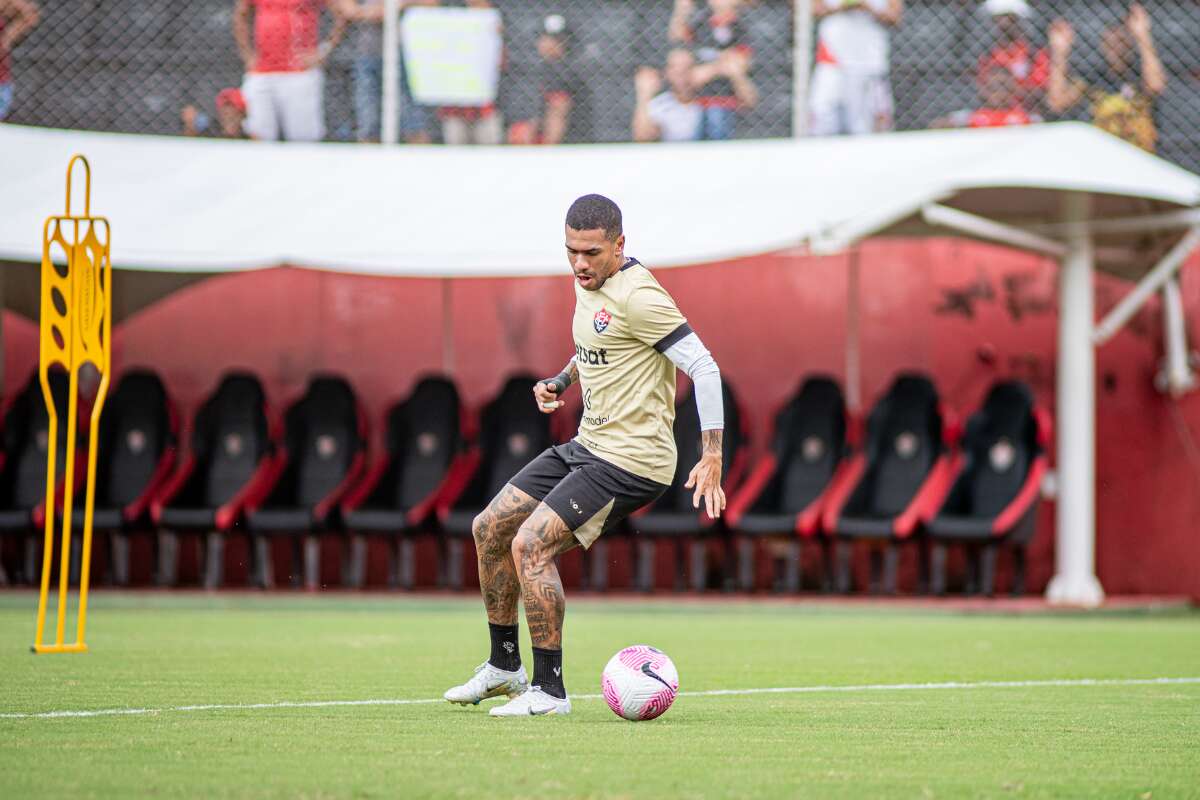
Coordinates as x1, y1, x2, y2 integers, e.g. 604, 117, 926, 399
444, 194, 725, 717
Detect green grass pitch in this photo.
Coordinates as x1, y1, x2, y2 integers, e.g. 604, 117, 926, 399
1, 592, 1198, 799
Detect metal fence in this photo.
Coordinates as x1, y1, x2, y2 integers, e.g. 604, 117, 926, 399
2, 1, 1198, 172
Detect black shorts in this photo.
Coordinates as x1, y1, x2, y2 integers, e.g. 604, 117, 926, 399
510, 441, 669, 549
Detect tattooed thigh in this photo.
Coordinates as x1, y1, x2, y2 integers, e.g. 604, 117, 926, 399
472, 484, 539, 558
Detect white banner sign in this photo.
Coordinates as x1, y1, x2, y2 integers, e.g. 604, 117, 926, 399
402, 7, 503, 107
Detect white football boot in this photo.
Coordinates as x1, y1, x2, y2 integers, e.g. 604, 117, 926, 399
444, 662, 529, 706
488, 686, 572, 717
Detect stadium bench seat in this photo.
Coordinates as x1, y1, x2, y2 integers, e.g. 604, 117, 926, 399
437, 375, 552, 589
822, 373, 956, 595
341, 376, 465, 589
726, 376, 849, 592
927, 381, 1050, 597
244, 376, 367, 590
0, 371, 73, 586
630, 379, 747, 593
71, 370, 177, 586
152, 373, 276, 588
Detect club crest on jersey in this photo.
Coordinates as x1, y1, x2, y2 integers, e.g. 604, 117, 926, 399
593, 307, 612, 334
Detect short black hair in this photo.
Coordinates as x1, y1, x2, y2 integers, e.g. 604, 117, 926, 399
566, 194, 622, 241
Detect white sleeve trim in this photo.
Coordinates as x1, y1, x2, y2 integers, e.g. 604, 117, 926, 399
664, 332, 724, 431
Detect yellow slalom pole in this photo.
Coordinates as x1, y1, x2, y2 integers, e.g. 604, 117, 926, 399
75, 221, 112, 647
32, 345, 60, 651
32, 155, 110, 655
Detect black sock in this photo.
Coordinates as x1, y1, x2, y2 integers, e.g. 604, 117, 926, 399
532, 647, 566, 699
487, 623, 521, 671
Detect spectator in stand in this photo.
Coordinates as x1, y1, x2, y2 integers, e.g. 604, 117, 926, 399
932, 65, 1041, 129
439, 0, 504, 146
1048, 2, 1166, 153
632, 47, 757, 142
350, 0, 439, 144
809, 0, 903, 136
977, 0, 1047, 108
507, 14, 583, 146
182, 89, 251, 139
668, 0, 755, 140
0, 0, 39, 122
233, 0, 350, 142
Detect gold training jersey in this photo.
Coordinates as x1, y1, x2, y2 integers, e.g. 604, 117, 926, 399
571, 258, 692, 485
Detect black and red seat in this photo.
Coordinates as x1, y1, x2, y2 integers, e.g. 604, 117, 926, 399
0, 371, 72, 585
726, 376, 848, 592
822, 373, 956, 594
630, 379, 747, 592
152, 372, 276, 588
341, 376, 465, 589
927, 381, 1050, 596
245, 375, 367, 590
438, 375, 552, 588
74, 369, 177, 586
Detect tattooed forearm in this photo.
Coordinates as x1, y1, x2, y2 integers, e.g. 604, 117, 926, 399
564, 357, 579, 384
513, 507, 577, 649
701, 429, 723, 458
473, 484, 538, 625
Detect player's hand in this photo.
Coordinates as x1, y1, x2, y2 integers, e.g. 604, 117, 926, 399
635, 67, 663, 101
685, 453, 726, 520
1127, 3, 1152, 41
533, 382, 564, 414
1048, 19, 1074, 55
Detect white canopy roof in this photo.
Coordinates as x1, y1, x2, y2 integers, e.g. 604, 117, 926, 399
1, 121, 1198, 281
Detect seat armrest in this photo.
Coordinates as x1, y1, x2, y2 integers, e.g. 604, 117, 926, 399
218, 450, 287, 530
820, 452, 867, 533
124, 445, 178, 523
314, 450, 366, 523
893, 452, 962, 538
725, 455, 777, 528
992, 455, 1048, 535
434, 448, 482, 523
340, 455, 391, 516
151, 453, 197, 523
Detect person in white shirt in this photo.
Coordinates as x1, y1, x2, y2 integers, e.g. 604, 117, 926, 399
633, 47, 757, 142
809, 0, 903, 136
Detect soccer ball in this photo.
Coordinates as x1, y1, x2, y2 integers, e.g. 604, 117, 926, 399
601, 645, 679, 721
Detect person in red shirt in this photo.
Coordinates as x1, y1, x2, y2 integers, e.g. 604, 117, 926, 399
0, 0, 39, 122
932, 65, 1040, 129
977, 0, 1048, 109
233, 0, 354, 141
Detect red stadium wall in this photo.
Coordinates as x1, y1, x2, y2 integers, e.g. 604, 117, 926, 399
5, 239, 1200, 599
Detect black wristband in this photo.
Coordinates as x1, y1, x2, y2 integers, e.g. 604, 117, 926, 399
543, 371, 571, 396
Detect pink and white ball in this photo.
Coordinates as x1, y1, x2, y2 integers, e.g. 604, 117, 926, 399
601, 645, 679, 721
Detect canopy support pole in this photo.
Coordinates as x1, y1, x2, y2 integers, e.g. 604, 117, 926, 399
441, 279, 455, 374
1161, 277, 1195, 396
845, 248, 862, 412
920, 204, 1067, 258
381, 0, 401, 146
791, 0, 812, 138
1047, 192, 1105, 607
1092, 226, 1200, 345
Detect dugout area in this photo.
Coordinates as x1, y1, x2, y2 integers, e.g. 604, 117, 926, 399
0, 122, 1199, 602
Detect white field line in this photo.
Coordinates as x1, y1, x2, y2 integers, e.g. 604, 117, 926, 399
2, 676, 1198, 721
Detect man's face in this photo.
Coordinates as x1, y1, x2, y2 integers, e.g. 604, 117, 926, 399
665, 50, 696, 96
993, 14, 1022, 41
565, 226, 625, 291
708, 0, 739, 16
217, 104, 246, 137
538, 34, 565, 61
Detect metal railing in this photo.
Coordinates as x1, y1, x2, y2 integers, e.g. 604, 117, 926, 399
2, 1, 1197, 172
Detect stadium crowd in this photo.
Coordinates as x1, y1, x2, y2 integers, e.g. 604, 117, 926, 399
0, 0, 1194, 161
